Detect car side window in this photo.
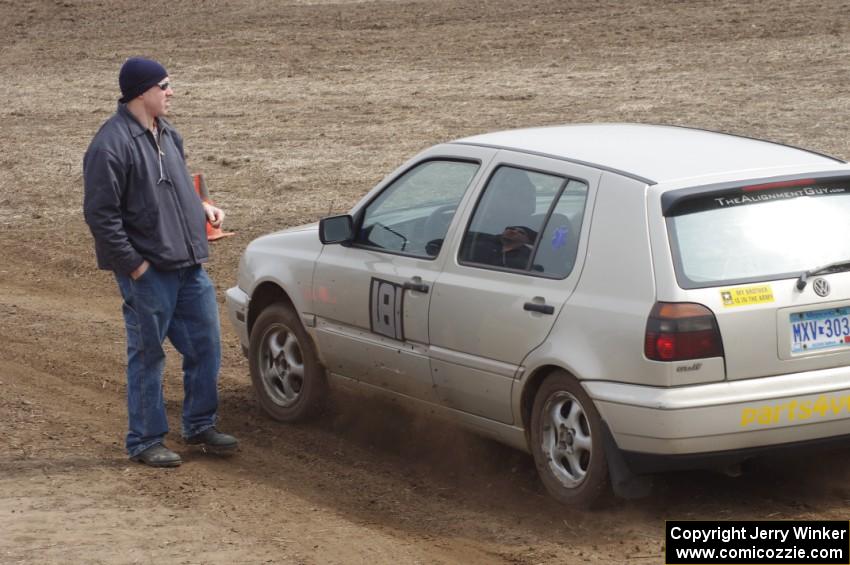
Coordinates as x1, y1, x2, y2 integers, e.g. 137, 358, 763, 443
356, 160, 479, 258
459, 166, 588, 278
531, 179, 588, 278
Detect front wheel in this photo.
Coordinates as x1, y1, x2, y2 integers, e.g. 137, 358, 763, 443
530, 371, 609, 507
248, 303, 326, 422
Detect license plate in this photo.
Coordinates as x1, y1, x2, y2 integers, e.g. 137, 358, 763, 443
790, 307, 850, 354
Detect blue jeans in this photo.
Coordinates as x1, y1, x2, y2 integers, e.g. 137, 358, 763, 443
115, 265, 221, 457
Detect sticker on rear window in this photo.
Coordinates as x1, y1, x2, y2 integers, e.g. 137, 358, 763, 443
720, 284, 774, 307
711, 186, 845, 210
664, 180, 850, 217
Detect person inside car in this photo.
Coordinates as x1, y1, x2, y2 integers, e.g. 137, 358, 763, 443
499, 225, 537, 269
470, 225, 538, 269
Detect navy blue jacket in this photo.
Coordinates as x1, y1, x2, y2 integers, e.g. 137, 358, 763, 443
83, 104, 208, 275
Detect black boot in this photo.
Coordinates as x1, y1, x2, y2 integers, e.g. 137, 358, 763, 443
130, 443, 182, 467
185, 428, 238, 453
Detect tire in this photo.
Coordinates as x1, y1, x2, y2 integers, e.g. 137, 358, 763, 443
530, 371, 609, 508
248, 303, 326, 422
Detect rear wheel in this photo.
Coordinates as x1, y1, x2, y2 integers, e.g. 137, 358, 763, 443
530, 371, 609, 507
248, 303, 326, 422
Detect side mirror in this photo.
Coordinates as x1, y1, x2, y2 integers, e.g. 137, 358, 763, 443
319, 214, 354, 244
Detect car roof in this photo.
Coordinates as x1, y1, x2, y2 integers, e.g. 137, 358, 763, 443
453, 123, 846, 185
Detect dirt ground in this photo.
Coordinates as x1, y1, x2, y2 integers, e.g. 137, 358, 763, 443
1, 0, 850, 563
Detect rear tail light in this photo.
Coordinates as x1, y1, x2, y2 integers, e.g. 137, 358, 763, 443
644, 302, 724, 361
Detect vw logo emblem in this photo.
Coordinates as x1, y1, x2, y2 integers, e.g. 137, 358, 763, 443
813, 278, 831, 297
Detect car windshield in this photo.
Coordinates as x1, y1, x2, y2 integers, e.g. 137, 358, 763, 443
668, 183, 850, 288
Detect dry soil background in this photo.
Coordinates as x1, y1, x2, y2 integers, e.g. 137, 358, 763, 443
1, 0, 850, 564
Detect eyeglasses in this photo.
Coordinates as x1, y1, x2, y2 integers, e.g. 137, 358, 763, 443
156, 80, 171, 91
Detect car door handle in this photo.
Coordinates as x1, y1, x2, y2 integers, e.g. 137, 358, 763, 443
523, 301, 554, 315
402, 279, 430, 293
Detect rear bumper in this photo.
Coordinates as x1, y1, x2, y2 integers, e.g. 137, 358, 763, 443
225, 285, 250, 352
621, 432, 850, 474
584, 365, 850, 462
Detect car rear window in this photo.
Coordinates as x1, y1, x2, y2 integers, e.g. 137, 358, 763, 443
666, 177, 850, 288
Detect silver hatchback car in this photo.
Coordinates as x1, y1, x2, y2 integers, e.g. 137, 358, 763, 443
226, 124, 850, 506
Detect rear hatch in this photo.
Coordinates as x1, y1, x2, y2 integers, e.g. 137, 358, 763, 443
664, 172, 850, 380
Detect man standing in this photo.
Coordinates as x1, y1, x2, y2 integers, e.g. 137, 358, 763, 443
83, 57, 237, 467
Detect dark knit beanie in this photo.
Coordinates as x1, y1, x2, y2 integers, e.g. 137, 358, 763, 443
118, 57, 168, 103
